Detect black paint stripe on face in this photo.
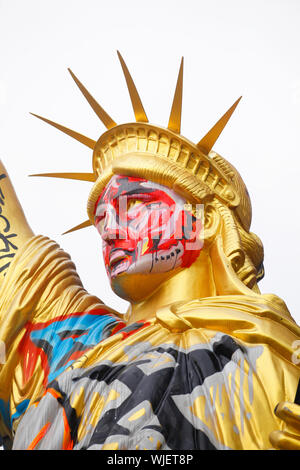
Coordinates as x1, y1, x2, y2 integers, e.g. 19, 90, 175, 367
113, 177, 156, 199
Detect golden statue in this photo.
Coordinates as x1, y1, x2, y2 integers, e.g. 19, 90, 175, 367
0, 53, 299, 450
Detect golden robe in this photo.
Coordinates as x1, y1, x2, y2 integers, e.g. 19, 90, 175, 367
0, 235, 299, 450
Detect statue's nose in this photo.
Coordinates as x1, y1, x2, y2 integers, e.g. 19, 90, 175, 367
102, 215, 119, 241
101, 208, 127, 242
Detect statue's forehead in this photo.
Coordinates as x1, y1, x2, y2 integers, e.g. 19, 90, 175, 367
98, 174, 185, 205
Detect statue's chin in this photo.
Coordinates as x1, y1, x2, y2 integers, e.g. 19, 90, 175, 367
109, 268, 178, 303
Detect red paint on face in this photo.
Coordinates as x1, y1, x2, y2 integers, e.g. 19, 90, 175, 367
94, 175, 203, 279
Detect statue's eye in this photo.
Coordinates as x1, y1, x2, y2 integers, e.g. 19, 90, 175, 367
127, 199, 143, 211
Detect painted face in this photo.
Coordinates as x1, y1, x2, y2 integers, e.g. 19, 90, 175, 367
94, 175, 203, 289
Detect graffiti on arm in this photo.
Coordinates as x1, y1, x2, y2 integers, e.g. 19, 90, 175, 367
0, 174, 18, 275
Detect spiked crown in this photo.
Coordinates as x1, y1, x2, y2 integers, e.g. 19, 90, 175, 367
31, 52, 251, 234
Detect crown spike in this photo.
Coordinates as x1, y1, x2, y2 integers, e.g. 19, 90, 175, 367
62, 219, 92, 235
197, 96, 242, 154
30, 113, 96, 150
168, 57, 184, 134
68, 68, 117, 130
29, 172, 96, 182
117, 51, 148, 123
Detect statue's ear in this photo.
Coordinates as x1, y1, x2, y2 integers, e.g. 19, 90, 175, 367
203, 203, 221, 244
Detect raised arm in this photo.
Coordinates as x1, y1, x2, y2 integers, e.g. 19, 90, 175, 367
0, 160, 34, 283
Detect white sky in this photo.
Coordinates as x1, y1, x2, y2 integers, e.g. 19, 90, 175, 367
0, 0, 299, 323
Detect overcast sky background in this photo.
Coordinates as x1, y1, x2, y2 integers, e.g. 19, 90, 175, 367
0, 0, 299, 323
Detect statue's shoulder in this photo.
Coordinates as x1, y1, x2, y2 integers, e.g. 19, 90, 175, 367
171, 293, 293, 319
155, 292, 298, 335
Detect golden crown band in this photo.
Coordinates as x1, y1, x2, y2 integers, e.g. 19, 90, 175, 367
87, 122, 240, 224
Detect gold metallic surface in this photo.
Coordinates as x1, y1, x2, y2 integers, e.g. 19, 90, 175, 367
0, 236, 117, 440
125, 235, 255, 324
27, 53, 268, 303
30, 113, 96, 149
68, 68, 117, 130
87, 124, 243, 225
269, 402, 300, 449
29, 172, 96, 182
0, 54, 299, 449
197, 96, 242, 154
1, 235, 298, 449
0, 161, 34, 284
30, 53, 246, 233
69, 292, 299, 450
117, 51, 148, 123
168, 57, 184, 133
62, 219, 92, 235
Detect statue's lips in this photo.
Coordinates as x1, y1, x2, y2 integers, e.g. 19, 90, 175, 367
109, 250, 129, 269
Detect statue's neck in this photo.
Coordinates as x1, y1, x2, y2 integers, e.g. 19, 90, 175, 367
126, 249, 215, 325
